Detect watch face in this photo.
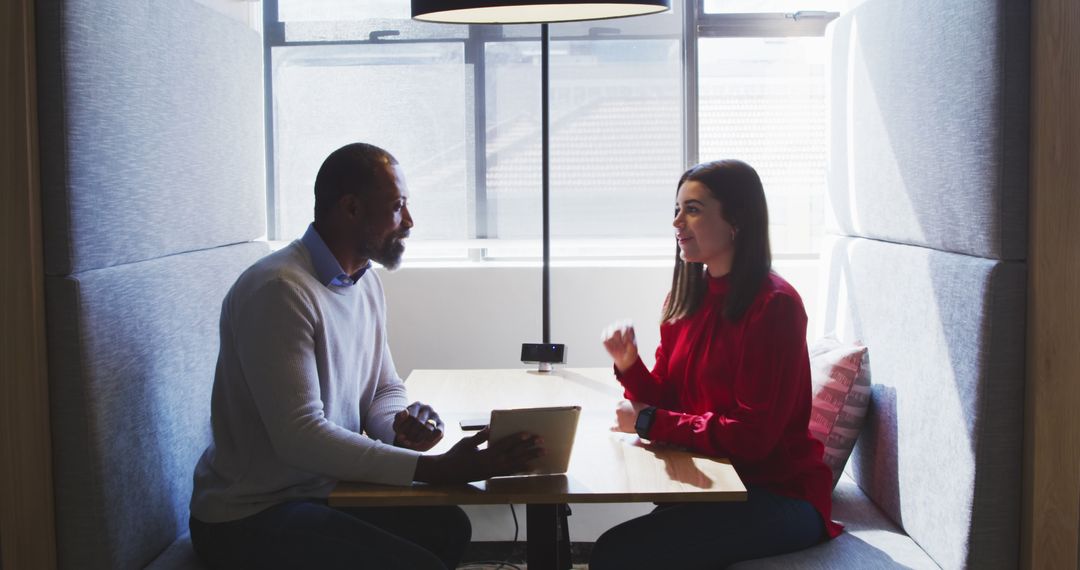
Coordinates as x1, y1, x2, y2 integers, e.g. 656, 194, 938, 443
635, 407, 655, 438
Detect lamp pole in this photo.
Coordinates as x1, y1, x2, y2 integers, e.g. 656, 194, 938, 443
541, 23, 551, 345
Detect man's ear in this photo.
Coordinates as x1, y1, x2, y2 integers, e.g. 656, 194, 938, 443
339, 193, 363, 219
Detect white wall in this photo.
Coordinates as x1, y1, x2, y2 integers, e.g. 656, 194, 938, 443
377, 259, 820, 541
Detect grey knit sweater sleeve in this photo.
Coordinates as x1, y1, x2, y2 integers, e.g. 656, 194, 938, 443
361, 274, 409, 446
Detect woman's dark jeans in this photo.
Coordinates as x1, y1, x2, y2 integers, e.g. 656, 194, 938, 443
589, 485, 826, 569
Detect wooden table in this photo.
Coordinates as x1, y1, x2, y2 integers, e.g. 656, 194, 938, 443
330, 368, 747, 569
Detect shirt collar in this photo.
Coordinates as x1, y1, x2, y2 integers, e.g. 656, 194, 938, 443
301, 223, 370, 288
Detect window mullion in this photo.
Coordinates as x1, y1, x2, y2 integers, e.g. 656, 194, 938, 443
683, 0, 699, 169
466, 25, 490, 242
263, 0, 282, 239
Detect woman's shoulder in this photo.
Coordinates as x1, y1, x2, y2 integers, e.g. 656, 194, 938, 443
762, 271, 801, 298
752, 272, 806, 319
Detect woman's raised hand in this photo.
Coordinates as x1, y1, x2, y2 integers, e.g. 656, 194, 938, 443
601, 320, 639, 374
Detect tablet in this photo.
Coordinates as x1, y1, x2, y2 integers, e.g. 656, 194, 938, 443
488, 405, 581, 475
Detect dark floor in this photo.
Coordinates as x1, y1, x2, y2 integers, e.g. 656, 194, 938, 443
458, 541, 594, 569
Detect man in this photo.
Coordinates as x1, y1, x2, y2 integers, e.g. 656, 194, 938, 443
189, 143, 542, 570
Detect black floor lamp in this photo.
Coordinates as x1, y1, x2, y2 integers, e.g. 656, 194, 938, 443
411, 3, 670, 567
413, 0, 671, 373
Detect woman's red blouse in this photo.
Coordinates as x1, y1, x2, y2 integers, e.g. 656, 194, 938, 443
617, 272, 843, 538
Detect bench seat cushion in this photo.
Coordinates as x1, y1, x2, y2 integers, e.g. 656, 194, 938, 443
730, 475, 939, 569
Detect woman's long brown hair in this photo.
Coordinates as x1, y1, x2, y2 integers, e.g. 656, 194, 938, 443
661, 160, 772, 324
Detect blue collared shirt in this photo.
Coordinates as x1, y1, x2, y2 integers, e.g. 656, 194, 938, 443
301, 223, 370, 288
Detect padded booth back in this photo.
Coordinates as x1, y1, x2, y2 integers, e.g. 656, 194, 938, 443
36, 1, 267, 568
821, 0, 1029, 568
44, 245, 266, 569
826, 0, 1029, 261
36, 0, 265, 275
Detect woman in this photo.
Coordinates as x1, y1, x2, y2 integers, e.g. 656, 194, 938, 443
591, 160, 842, 569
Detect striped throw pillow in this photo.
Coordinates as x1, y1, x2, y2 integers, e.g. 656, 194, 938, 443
807, 337, 870, 488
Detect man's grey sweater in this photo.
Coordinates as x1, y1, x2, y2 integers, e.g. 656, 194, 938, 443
191, 240, 420, 523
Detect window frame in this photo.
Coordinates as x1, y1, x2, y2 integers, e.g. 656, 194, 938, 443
261, 0, 838, 260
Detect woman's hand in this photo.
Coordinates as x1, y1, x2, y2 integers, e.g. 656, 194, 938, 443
612, 399, 650, 434
601, 320, 639, 373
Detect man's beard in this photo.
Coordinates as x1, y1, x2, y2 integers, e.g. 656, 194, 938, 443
365, 231, 408, 270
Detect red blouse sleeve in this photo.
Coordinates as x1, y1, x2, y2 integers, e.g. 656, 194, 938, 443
648, 293, 808, 462
614, 336, 672, 407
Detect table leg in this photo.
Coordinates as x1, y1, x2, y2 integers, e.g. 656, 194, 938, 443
526, 503, 571, 570
559, 504, 572, 565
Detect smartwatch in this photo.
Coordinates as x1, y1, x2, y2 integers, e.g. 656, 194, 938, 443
635, 406, 658, 440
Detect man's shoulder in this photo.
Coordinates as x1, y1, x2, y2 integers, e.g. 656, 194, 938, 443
230, 242, 317, 298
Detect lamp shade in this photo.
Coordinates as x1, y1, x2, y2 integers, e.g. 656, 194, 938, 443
412, 0, 671, 24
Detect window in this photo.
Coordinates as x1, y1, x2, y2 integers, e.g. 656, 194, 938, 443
264, 1, 838, 260
697, 37, 830, 256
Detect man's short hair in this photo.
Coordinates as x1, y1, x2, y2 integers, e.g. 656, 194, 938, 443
314, 143, 399, 219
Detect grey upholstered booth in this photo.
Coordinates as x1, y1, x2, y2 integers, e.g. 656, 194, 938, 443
35, 0, 1029, 569
36, 1, 266, 568
734, 0, 1029, 568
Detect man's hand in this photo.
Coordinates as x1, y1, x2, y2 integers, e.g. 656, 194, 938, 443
601, 320, 638, 373
393, 401, 445, 452
612, 399, 650, 434
413, 429, 545, 484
